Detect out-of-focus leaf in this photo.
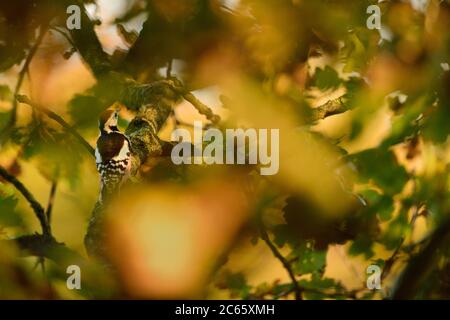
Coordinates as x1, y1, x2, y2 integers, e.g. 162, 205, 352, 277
0, 189, 23, 227
342, 31, 368, 73
281, 193, 368, 249
105, 181, 250, 298
68, 95, 105, 130
0, 85, 12, 101
348, 235, 374, 259
0, 111, 11, 130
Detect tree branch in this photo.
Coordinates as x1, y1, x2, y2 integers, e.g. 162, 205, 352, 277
16, 95, 95, 157
65, 0, 112, 77
259, 225, 302, 300
121, 80, 180, 171
309, 98, 349, 122
3, 234, 86, 265
0, 166, 51, 236
164, 80, 221, 124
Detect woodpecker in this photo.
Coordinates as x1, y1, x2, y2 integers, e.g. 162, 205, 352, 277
95, 105, 131, 202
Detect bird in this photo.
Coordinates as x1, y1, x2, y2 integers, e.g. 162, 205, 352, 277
95, 104, 131, 202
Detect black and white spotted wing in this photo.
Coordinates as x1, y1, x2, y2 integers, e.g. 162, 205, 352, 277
95, 132, 131, 200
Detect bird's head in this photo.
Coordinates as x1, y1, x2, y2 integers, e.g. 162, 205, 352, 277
99, 103, 122, 133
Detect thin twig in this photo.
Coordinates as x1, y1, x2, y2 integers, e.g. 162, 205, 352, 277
259, 225, 302, 300
15, 95, 95, 157
166, 59, 173, 78
45, 180, 58, 224
4, 234, 86, 264
32, 256, 46, 275
0, 166, 51, 236
8, 25, 48, 126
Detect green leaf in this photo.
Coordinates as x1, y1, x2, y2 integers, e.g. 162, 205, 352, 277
0, 186, 23, 227
0, 110, 12, 131
272, 283, 294, 298
299, 273, 342, 291
217, 271, 251, 299
303, 290, 328, 300
291, 242, 327, 275
350, 148, 409, 196
349, 235, 374, 259
343, 76, 367, 100
272, 224, 295, 247
0, 46, 26, 72
313, 66, 342, 90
